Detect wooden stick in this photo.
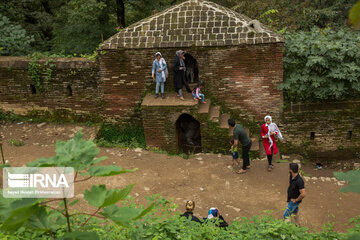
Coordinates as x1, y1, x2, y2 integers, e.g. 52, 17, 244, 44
0, 143, 5, 164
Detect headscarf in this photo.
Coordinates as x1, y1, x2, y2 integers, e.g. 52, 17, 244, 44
176, 50, 186, 71
264, 115, 283, 150
207, 208, 218, 219
176, 50, 184, 57
154, 52, 167, 81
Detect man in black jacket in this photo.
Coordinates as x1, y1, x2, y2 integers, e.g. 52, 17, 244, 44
180, 200, 201, 223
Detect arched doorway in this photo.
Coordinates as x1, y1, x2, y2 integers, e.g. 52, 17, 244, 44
184, 53, 199, 84
176, 113, 201, 154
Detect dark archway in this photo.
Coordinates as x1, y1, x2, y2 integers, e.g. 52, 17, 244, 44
176, 113, 202, 154
184, 53, 199, 84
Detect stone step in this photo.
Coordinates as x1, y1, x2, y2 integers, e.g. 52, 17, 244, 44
250, 136, 259, 151
219, 113, 230, 129
198, 99, 211, 114
209, 106, 220, 122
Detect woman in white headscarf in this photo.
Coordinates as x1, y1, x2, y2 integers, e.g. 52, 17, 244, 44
152, 52, 168, 99
261, 115, 283, 171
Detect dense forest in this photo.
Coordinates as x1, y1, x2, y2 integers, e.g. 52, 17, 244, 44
0, 0, 358, 55
0, 0, 359, 102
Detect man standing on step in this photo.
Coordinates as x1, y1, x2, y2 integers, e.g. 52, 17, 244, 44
228, 119, 252, 174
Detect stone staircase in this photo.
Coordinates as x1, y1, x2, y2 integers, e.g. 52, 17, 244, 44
197, 99, 260, 152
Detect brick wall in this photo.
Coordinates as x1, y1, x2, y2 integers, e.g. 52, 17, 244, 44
99, 42, 283, 122
0, 57, 103, 120
141, 104, 230, 154
279, 101, 360, 158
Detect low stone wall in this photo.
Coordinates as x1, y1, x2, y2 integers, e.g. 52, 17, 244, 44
0, 56, 103, 121
280, 101, 360, 160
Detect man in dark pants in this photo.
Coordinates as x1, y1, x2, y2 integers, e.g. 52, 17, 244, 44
284, 163, 306, 225
228, 119, 252, 174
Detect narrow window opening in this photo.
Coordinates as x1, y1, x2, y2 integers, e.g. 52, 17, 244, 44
346, 131, 352, 140
30, 84, 36, 94
310, 132, 315, 140
67, 85, 73, 96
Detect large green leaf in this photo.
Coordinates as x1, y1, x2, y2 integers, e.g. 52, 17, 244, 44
0, 204, 39, 232
84, 165, 137, 177
27, 206, 52, 232
334, 170, 360, 193
83, 184, 134, 208
349, 233, 360, 240
27, 156, 58, 167
58, 231, 99, 240
0, 192, 41, 220
100, 203, 154, 227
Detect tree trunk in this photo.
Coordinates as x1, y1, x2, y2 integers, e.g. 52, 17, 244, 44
116, 0, 125, 28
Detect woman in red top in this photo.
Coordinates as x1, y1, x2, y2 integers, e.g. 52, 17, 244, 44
261, 115, 283, 171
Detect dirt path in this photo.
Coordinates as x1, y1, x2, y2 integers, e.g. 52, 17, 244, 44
1, 122, 359, 232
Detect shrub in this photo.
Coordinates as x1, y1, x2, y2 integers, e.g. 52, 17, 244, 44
280, 27, 360, 102
0, 14, 34, 56
96, 123, 146, 149
0, 131, 153, 239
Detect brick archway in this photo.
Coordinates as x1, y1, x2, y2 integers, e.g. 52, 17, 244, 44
176, 113, 201, 153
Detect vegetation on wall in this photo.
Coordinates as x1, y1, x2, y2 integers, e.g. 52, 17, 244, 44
95, 123, 146, 148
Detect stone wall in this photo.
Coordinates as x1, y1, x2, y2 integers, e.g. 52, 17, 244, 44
0, 57, 103, 121
98, 42, 283, 122
280, 101, 360, 160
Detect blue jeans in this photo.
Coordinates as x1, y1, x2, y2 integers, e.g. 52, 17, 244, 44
156, 82, 164, 95
192, 93, 205, 103
283, 201, 300, 219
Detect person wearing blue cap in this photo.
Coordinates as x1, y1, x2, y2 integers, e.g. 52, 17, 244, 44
203, 208, 228, 228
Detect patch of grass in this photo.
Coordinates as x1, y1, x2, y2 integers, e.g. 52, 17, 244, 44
300, 170, 312, 177
96, 123, 146, 149
8, 139, 24, 146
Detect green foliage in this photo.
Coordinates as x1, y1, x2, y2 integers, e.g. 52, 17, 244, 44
96, 123, 146, 149
334, 170, 360, 193
0, 14, 34, 56
84, 184, 134, 208
0, 131, 152, 239
280, 27, 360, 102
1, 193, 360, 239
52, 0, 116, 54
213, 0, 357, 32
8, 139, 25, 147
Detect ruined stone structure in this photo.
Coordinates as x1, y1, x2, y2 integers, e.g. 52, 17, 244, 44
0, 0, 359, 159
